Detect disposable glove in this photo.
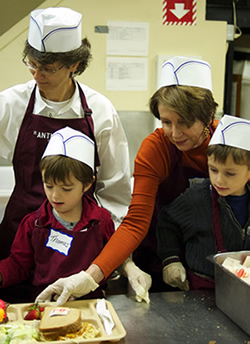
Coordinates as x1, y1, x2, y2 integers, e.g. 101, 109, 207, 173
163, 262, 189, 291
35, 270, 99, 306
119, 257, 152, 303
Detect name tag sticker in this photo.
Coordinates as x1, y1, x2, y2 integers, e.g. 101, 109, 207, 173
46, 228, 73, 256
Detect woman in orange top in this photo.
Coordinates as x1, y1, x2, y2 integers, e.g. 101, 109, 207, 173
36, 56, 219, 304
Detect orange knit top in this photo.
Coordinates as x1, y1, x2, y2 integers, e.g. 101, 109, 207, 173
93, 125, 217, 278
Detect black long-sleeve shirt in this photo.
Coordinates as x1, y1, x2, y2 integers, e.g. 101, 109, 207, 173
156, 179, 250, 278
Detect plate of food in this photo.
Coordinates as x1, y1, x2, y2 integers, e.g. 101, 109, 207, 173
0, 298, 126, 343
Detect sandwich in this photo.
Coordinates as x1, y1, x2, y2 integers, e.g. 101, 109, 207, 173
39, 306, 82, 340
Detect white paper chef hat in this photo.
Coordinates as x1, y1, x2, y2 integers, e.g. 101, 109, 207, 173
42, 127, 95, 170
209, 114, 250, 151
159, 56, 212, 91
28, 7, 82, 53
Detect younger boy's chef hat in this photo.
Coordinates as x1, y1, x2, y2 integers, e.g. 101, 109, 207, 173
209, 114, 250, 151
159, 56, 212, 91
42, 127, 95, 171
28, 7, 82, 53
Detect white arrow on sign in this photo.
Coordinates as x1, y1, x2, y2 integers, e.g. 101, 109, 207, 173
170, 3, 190, 20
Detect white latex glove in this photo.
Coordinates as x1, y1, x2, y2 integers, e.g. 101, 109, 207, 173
35, 271, 99, 306
163, 262, 189, 291
119, 257, 152, 303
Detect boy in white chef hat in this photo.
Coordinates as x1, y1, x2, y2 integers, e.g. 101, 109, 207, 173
0, 126, 150, 303
156, 115, 250, 291
36, 128, 151, 305
0, 127, 115, 301
39, 127, 150, 305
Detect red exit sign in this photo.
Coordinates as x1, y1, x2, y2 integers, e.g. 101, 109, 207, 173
163, 0, 197, 26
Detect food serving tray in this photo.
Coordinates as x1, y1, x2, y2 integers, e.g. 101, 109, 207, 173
3, 299, 126, 343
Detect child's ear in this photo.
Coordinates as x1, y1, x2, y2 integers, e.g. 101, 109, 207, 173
83, 176, 95, 193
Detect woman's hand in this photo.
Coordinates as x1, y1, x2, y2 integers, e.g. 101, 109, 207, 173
119, 257, 152, 303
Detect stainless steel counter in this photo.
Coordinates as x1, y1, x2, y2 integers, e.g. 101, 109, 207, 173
107, 290, 250, 343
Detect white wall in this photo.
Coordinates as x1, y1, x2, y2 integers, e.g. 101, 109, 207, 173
0, 0, 227, 113
0, 0, 228, 207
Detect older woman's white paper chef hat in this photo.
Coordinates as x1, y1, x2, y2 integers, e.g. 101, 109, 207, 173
28, 7, 82, 53
159, 56, 212, 91
42, 127, 95, 171
209, 114, 250, 151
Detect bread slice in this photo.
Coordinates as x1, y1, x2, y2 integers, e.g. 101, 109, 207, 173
39, 306, 82, 340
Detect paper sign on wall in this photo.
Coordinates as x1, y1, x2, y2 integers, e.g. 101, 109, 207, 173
162, 0, 197, 26
107, 21, 149, 56
106, 57, 148, 91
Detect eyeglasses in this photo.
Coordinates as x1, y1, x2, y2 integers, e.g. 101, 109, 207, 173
22, 58, 65, 75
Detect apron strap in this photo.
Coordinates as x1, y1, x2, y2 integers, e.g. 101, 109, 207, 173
13, 86, 36, 164
211, 185, 226, 252
76, 82, 93, 116
76, 82, 100, 168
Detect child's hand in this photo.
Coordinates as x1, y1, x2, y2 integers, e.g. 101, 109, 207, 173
163, 262, 189, 291
35, 271, 99, 306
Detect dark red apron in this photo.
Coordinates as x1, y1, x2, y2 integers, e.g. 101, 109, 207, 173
31, 206, 105, 299
187, 186, 225, 290
0, 83, 99, 260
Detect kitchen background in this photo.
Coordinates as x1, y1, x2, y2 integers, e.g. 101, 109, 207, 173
0, 0, 250, 219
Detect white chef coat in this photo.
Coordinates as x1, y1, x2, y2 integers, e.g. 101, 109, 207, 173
0, 79, 131, 228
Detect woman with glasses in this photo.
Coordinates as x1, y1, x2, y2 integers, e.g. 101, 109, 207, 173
0, 8, 131, 283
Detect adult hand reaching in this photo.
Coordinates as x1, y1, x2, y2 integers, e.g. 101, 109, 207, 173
119, 257, 152, 303
163, 262, 189, 291
35, 271, 99, 306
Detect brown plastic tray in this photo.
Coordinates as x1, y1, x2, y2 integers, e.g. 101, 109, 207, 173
4, 299, 126, 343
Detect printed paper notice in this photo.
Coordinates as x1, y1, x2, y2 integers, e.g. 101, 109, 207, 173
107, 21, 149, 56
106, 57, 148, 91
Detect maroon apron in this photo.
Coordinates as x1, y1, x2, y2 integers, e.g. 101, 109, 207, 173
31, 205, 105, 299
0, 83, 99, 260
187, 186, 225, 290
211, 186, 226, 253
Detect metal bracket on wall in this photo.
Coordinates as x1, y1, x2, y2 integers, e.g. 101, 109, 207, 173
94, 26, 109, 33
